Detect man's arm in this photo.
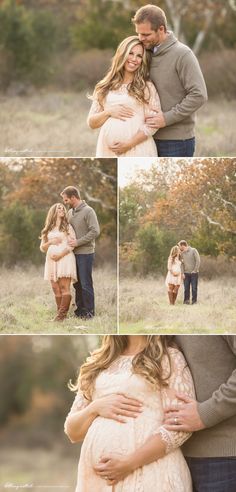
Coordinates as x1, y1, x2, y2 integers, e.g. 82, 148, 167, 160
164, 50, 208, 126
164, 336, 236, 432
192, 248, 200, 272
75, 209, 100, 247
147, 50, 207, 129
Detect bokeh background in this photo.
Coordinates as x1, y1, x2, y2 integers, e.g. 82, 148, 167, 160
0, 157, 117, 333
0, 0, 236, 156
119, 157, 236, 332
0, 334, 100, 492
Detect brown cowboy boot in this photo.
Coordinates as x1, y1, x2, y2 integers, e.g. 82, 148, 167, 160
54, 294, 71, 321
168, 291, 174, 305
55, 295, 62, 312
172, 291, 178, 305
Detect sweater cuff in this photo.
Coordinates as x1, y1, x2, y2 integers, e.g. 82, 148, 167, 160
163, 110, 183, 126
197, 400, 224, 428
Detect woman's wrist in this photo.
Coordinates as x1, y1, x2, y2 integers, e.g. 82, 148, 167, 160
125, 452, 139, 473
88, 400, 100, 417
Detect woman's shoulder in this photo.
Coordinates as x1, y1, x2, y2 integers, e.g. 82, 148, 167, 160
162, 346, 187, 374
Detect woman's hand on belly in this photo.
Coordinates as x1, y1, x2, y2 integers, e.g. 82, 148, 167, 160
107, 104, 134, 120
91, 393, 143, 423
94, 453, 135, 485
109, 140, 133, 155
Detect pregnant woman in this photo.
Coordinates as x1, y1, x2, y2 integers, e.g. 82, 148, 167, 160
87, 36, 160, 157
40, 203, 77, 321
165, 245, 182, 305
64, 335, 195, 491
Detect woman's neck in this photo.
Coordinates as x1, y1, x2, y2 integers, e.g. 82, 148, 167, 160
122, 71, 134, 84
55, 218, 61, 228
122, 336, 147, 355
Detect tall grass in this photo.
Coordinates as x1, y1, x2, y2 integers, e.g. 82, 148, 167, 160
1, 91, 235, 157
0, 265, 117, 334
119, 276, 236, 333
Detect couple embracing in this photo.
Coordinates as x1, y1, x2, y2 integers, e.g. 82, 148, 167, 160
88, 4, 207, 158
65, 334, 236, 491
166, 241, 200, 306
40, 186, 100, 321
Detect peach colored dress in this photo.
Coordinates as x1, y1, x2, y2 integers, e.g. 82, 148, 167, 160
44, 225, 77, 282
88, 81, 160, 157
65, 348, 194, 492
165, 258, 182, 286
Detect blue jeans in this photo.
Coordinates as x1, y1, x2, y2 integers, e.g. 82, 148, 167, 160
73, 253, 95, 317
155, 137, 195, 157
186, 457, 236, 492
184, 272, 198, 303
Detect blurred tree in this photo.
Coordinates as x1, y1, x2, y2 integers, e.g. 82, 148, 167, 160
0, 158, 117, 265
71, 0, 132, 50
0, 0, 58, 82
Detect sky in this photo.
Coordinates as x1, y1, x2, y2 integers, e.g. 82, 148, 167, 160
118, 157, 157, 188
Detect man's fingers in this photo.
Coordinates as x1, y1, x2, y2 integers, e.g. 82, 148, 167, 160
164, 423, 189, 431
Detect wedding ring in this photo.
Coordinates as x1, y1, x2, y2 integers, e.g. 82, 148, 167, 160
174, 417, 178, 424
105, 476, 108, 480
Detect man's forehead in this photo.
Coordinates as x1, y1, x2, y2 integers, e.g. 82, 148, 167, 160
135, 21, 154, 34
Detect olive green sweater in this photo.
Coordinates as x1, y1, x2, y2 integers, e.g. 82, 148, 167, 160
175, 335, 236, 457
68, 201, 100, 254
150, 32, 208, 140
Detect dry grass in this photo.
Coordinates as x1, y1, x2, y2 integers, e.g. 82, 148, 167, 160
0, 265, 117, 334
0, 91, 235, 157
0, 447, 79, 492
119, 276, 236, 333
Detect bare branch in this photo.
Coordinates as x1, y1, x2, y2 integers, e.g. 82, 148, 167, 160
84, 191, 116, 211
200, 211, 236, 234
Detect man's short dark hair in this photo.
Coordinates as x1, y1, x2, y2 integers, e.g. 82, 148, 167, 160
179, 240, 188, 247
61, 186, 80, 199
132, 4, 167, 32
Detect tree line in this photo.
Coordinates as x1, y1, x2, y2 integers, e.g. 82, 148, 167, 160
0, 0, 236, 89
0, 157, 117, 266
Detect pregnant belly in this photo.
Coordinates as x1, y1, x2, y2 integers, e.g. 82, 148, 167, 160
82, 417, 137, 466
102, 116, 142, 147
47, 244, 65, 257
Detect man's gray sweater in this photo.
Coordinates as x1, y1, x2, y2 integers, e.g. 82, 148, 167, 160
68, 201, 100, 254
150, 31, 208, 140
175, 335, 236, 458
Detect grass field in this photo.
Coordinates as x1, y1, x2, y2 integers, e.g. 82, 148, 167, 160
1, 90, 235, 157
0, 447, 79, 492
0, 265, 117, 334
119, 276, 236, 333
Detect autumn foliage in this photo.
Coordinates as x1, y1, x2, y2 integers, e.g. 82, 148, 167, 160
120, 158, 236, 275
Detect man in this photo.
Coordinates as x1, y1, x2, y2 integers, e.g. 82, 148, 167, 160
179, 240, 200, 304
61, 186, 100, 319
132, 4, 208, 157
164, 335, 236, 492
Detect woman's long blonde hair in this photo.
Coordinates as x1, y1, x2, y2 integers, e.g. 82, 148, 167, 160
40, 203, 69, 241
71, 335, 173, 401
169, 245, 180, 264
93, 36, 151, 106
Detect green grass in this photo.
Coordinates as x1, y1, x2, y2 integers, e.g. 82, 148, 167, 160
0, 265, 117, 334
119, 276, 236, 334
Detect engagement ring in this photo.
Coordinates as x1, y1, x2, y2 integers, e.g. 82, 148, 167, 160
174, 417, 178, 424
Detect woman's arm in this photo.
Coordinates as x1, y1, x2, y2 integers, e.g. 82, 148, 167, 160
64, 391, 143, 443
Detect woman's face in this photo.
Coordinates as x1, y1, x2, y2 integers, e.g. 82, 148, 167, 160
56, 204, 65, 218
124, 44, 144, 74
